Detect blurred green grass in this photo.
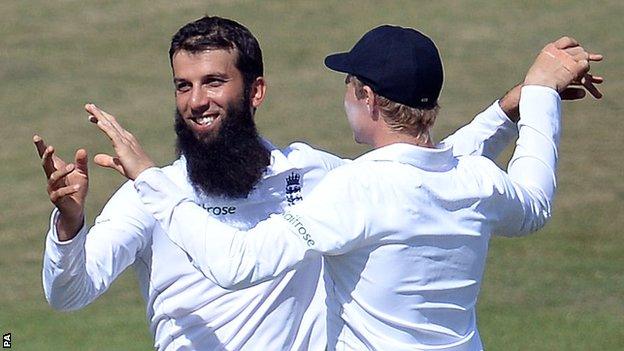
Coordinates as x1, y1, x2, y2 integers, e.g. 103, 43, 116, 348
1, 1, 622, 349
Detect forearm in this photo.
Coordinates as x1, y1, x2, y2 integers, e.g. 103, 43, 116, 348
43, 210, 102, 310
134, 168, 314, 289
443, 100, 518, 159
43, 187, 147, 310
504, 85, 561, 234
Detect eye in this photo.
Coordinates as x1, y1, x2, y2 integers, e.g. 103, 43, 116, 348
206, 79, 225, 88
175, 81, 191, 93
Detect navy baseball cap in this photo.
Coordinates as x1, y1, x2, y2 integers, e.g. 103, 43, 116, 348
325, 25, 443, 109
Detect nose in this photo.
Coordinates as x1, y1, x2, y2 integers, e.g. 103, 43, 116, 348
189, 86, 210, 113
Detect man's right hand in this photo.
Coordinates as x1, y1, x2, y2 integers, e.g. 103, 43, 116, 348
524, 36, 603, 95
34, 135, 89, 241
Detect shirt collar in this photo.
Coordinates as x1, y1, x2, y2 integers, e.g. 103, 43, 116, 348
260, 138, 297, 177
356, 142, 456, 172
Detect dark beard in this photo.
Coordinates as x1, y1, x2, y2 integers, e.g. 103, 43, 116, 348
174, 98, 270, 199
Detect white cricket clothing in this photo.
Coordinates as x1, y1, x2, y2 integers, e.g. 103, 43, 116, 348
43, 102, 515, 350
133, 86, 559, 351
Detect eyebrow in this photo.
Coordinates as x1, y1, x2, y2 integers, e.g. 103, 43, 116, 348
173, 73, 230, 82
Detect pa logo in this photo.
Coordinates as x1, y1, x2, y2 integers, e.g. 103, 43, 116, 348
2, 333, 10, 348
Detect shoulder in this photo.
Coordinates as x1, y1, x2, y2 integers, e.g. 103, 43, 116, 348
455, 155, 512, 195
282, 142, 348, 171
456, 155, 503, 179
304, 161, 364, 198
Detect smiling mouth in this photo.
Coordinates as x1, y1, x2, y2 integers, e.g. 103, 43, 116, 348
191, 115, 216, 126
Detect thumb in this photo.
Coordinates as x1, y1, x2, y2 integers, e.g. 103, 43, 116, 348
74, 149, 89, 175
94, 154, 126, 176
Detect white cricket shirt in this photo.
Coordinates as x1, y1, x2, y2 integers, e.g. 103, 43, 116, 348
43, 102, 515, 350
133, 86, 558, 351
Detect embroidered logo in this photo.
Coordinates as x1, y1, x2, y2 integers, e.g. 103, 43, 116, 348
285, 172, 303, 206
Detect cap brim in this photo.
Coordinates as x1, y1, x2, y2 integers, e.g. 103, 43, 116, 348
324, 52, 352, 73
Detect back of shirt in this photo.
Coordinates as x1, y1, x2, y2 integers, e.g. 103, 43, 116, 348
312, 151, 496, 351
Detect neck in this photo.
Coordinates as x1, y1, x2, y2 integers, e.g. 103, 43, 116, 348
371, 129, 434, 149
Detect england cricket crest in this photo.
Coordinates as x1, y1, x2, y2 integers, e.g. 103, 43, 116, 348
285, 172, 303, 206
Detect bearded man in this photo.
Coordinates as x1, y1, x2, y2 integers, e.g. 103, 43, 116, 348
36, 16, 535, 350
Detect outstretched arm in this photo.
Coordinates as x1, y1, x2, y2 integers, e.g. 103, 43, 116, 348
444, 45, 602, 160
33, 134, 150, 311
88, 106, 363, 288
492, 37, 603, 235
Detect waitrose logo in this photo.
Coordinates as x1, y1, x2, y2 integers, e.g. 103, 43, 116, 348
200, 204, 236, 215
281, 212, 315, 246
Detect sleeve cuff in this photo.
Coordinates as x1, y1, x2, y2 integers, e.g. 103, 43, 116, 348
134, 167, 186, 202
521, 85, 560, 98
133, 167, 191, 227
518, 85, 561, 141
491, 100, 514, 124
45, 208, 88, 264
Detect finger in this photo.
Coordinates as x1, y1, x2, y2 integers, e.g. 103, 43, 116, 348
33, 134, 65, 166
589, 74, 604, 83
41, 146, 58, 178
33, 134, 48, 158
570, 51, 591, 63
74, 148, 89, 175
48, 163, 75, 189
87, 104, 126, 136
559, 87, 586, 100
88, 106, 122, 142
563, 46, 585, 57
50, 184, 81, 204
553, 36, 579, 49
588, 53, 603, 62
582, 75, 603, 99
94, 154, 126, 176
86, 103, 115, 132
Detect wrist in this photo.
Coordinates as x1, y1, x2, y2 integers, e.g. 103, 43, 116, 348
523, 75, 558, 92
131, 163, 156, 181
56, 212, 84, 241
498, 84, 522, 123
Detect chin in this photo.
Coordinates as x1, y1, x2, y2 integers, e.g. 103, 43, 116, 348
192, 124, 221, 143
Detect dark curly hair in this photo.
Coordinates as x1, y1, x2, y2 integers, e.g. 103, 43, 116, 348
169, 16, 263, 89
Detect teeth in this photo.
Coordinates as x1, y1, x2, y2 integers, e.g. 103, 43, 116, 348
196, 116, 214, 125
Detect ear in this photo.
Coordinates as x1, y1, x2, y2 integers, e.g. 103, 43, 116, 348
250, 77, 267, 109
362, 86, 379, 120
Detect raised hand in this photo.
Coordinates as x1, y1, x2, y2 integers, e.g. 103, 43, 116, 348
86, 104, 155, 180
33, 135, 89, 241
525, 36, 603, 96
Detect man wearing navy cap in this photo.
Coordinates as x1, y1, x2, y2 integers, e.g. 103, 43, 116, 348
91, 26, 601, 350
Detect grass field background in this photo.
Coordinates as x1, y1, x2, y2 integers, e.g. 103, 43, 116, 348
1, 1, 623, 350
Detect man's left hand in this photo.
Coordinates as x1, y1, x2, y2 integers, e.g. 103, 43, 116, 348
86, 103, 155, 180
